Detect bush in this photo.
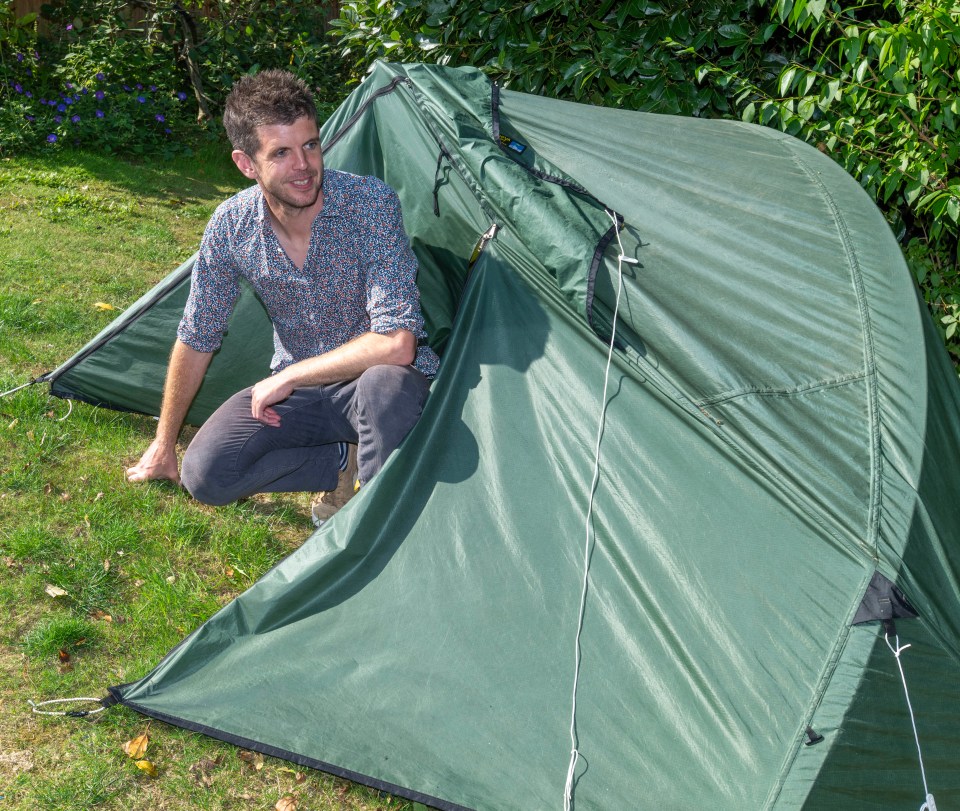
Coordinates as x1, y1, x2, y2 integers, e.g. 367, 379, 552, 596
0, 3, 200, 156
332, 0, 960, 366
0, 0, 348, 157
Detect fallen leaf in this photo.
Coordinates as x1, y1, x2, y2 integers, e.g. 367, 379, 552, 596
6, 418, 18, 430
189, 758, 219, 788
123, 731, 149, 759
90, 609, 112, 623
238, 750, 264, 771
59, 492, 71, 502
275, 796, 298, 811
135, 759, 158, 778
166, 575, 176, 584
45, 584, 68, 598
225, 566, 234, 577
94, 491, 104, 501
93, 302, 115, 311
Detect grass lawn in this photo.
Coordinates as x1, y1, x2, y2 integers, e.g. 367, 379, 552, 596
0, 144, 421, 811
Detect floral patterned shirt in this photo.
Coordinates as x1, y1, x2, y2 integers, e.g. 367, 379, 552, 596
177, 169, 439, 377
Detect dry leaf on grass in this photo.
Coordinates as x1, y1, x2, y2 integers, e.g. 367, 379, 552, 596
189, 756, 221, 788
135, 759, 158, 778
93, 302, 115, 311
238, 750, 264, 771
275, 795, 298, 811
44, 584, 68, 598
123, 731, 149, 759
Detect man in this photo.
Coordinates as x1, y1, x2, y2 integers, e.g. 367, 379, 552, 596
125, 70, 437, 521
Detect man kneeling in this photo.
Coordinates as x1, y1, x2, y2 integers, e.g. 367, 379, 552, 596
125, 70, 437, 522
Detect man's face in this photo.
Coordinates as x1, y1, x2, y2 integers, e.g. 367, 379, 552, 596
234, 116, 324, 212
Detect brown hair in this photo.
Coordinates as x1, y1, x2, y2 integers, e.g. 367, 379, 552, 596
222, 70, 317, 157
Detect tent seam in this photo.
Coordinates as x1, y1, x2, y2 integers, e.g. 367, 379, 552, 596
764, 568, 877, 809
698, 369, 870, 407
785, 147, 882, 563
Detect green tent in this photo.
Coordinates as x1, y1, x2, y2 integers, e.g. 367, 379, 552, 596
42, 62, 960, 809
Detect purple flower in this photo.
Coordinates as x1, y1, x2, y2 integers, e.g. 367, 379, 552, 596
176, 91, 187, 101
81, 88, 88, 95
66, 82, 74, 89
155, 113, 165, 122
64, 97, 74, 104
149, 85, 157, 91
14, 83, 22, 93
25, 114, 35, 122
47, 133, 57, 142
54, 115, 62, 123
137, 95, 146, 103
122, 84, 131, 91
136, 83, 143, 90
95, 90, 104, 100
165, 127, 172, 134
96, 72, 105, 81
71, 114, 80, 123
16, 53, 24, 62
66, 23, 73, 30
95, 109, 104, 118
33, 50, 39, 59
57, 103, 66, 112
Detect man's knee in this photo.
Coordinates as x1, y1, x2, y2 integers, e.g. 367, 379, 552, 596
180, 447, 234, 506
355, 365, 429, 425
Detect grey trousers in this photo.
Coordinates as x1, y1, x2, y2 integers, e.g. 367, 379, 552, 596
181, 365, 429, 506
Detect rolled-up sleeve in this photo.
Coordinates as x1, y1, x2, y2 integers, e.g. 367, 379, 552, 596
363, 186, 425, 338
177, 213, 242, 353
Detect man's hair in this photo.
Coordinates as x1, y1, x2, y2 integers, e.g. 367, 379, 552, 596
222, 69, 317, 157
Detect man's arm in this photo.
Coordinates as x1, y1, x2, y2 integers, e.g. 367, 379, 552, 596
125, 340, 214, 483
249, 329, 416, 426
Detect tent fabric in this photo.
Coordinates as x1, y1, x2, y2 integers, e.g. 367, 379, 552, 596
44, 62, 960, 808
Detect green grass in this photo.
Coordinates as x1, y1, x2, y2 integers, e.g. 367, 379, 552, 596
0, 146, 422, 811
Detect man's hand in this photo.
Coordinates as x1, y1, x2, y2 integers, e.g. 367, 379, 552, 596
125, 438, 181, 484
250, 373, 295, 427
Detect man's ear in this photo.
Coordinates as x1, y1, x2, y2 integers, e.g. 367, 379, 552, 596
232, 149, 258, 180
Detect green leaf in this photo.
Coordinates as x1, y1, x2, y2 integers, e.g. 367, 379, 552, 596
948, 197, 960, 224
779, 67, 797, 96
742, 102, 756, 123
806, 0, 826, 19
